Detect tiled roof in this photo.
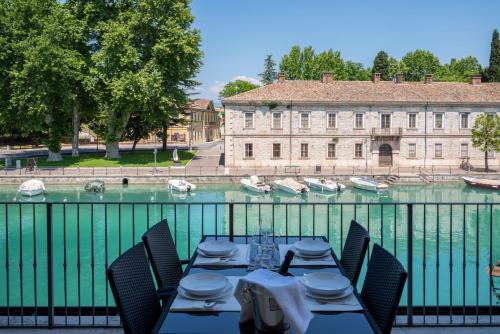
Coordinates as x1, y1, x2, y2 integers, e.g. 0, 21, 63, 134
222, 80, 500, 105
188, 99, 213, 110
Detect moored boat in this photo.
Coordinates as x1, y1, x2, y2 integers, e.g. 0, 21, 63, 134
168, 179, 196, 192
304, 177, 346, 193
462, 176, 500, 191
350, 177, 389, 193
240, 176, 271, 193
18, 179, 46, 197
273, 178, 309, 195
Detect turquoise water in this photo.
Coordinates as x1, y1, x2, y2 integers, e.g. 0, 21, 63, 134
0, 182, 498, 312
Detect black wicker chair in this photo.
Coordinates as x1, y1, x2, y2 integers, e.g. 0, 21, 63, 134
340, 220, 370, 286
142, 220, 188, 295
106, 243, 162, 334
361, 244, 408, 334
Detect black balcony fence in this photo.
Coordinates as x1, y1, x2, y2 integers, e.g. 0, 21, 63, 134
0, 201, 498, 328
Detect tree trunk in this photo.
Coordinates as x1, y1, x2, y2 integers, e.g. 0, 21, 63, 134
485, 151, 489, 172
162, 122, 167, 151
106, 141, 120, 159
47, 150, 62, 161
132, 139, 139, 151
71, 102, 80, 157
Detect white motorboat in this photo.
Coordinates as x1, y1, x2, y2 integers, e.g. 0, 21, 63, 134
18, 179, 46, 197
273, 178, 309, 195
350, 177, 389, 193
240, 176, 271, 193
168, 179, 196, 192
304, 177, 346, 193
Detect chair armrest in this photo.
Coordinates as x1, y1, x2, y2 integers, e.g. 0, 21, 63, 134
157, 286, 177, 300
180, 259, 190, 265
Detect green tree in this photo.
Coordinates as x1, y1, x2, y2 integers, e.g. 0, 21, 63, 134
372, 51, 391, 80
388, 56, 405, 80
401, 50, 441, 81
218, 80, 259, 99
313, 49, 346, 80
259, 54, 277, 85
486, 29, 500, 82
91, 0, 202, 158
434, 57, 482, 82
279, 46, 303, 80
472, 114, 500, 172
301, 46, 316, 80
345, 61, 371, 81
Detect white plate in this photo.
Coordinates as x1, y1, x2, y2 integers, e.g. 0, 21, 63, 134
293, 239, 331, 256
292, 247, 331, 259
179, 272, 229, 297
197, 247, 238, 258
198, 240, 237, 257
304, 285, 354, 301
300, 272, 351, 296
177, 281, 233, 301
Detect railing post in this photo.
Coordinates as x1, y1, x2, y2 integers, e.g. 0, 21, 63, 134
407, 203, 414, 326
229, 202, 234, 242
46, 203, 54, 328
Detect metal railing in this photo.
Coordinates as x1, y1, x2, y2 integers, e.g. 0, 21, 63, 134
371, 127, 403, 137
0, 201, 498, 328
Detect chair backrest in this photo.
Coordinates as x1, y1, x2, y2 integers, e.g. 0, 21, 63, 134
106, 243, 161, 334
142, 220, 183, 289
340, 220, 370, 286
361, 244, 408, 334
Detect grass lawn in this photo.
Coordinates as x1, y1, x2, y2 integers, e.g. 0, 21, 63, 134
7, 150, 196, 168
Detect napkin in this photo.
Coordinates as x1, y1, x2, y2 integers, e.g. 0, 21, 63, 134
170, 276, 242, 312
234, 269, 313, 334
279, 244, 336, 266
194, 244, 250, 266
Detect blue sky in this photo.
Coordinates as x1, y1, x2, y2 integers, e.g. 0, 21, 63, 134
190, 0, 500, 103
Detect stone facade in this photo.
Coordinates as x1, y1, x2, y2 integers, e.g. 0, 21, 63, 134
224, 102, 499, 169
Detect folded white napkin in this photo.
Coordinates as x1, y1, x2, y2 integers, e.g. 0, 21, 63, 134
193, 244, 250, 266
170, 276, 241, 312
234, 269, 313, 334
279, 244, 336, 266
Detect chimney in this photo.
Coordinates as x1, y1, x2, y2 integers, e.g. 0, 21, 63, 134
395, 73, 404, 84
470, 74, 482, 85
278, 72, 286, 83
372, 72, 381, 83
322, 72, 333, 83
424, 74, 433, 84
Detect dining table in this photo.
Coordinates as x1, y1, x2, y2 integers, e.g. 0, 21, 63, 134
153, 236, 381, 334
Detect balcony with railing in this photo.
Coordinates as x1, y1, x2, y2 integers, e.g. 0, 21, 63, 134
371, 127, 403, 138
0, 201, 498, 330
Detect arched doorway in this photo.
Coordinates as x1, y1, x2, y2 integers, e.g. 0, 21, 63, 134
379, 144, 393, 166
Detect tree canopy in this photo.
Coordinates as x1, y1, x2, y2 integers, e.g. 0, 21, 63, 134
472, 114, 500, 171
259, 54, 277, 85
400, 50, 441, 81
372, 51, 390, 80
485, 29, 500, 82
218, 80, 259, 99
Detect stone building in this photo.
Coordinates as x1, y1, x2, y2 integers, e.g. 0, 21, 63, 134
167, 99, 221, 146
222, 73, 500, 169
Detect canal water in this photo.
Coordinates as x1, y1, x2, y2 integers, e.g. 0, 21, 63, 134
0, 182, 498, 311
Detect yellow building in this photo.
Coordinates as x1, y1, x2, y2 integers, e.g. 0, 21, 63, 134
167, 99, 221, 146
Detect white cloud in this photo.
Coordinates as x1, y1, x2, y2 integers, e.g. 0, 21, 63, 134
210, 80, 225, 94
232, 75, 261, 86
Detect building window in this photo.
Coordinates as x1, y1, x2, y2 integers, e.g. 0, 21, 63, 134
327, 143, 336, 158
272, 112, 282, 129
460, 143, 468, 158
355, 113, 364, 128
244, 112, 254, 129
272, 143, 281, 158
434, 113, 444, 129
327, 113, 337, 128
301, 143, 309, 158
460, 113, 469, 129
435, 143, 443, 158
380, 114, 391, 129
408, 113, 417, 129
355, 143, 363, 158
300, 113, 310, 129
245, 143, 253, 158
408, 143, 416, 158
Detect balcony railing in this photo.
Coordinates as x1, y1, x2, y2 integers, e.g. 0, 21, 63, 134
371, 127, 403, 137
0, 201, 498, 328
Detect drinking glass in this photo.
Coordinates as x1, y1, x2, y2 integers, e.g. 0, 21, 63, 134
254, 253, 273, 270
